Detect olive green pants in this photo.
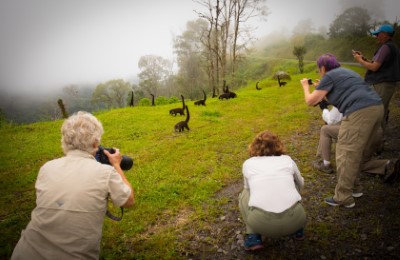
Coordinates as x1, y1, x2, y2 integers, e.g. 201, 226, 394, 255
239, 189, 306, 238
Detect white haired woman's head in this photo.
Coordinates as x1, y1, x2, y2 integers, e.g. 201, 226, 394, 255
61, 111, 104, 154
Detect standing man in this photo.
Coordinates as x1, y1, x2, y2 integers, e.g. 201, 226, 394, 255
353, 24, 400, 129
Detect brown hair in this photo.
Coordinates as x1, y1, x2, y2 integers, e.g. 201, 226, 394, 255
248, 130, 286, 157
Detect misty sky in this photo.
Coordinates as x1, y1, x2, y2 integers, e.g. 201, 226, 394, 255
0, 0, 399, 95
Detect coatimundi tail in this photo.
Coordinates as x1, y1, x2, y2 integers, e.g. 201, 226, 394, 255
169, 95, 185, 116
174, 105, 190, 132
151, 94, 155, 106
130, 91, 134, 106
194, 90, 207, 106
256, 81, 261, 90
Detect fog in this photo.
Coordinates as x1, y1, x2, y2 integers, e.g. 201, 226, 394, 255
0, 0, 399, 97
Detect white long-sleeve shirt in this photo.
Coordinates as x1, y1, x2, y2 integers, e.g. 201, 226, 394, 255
242, 155, 304, 213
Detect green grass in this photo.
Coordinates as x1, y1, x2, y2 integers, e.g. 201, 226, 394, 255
0, 67, 364, 259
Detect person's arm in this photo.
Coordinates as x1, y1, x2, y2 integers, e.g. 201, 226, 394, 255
354, 52, 381, 71
292, 160, 304, 191
104, 149, 134, 208
300, 78, 328, 106
352, 46, 391, 72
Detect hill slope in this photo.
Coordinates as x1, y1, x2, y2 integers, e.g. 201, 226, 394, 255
1, 69, 399, 259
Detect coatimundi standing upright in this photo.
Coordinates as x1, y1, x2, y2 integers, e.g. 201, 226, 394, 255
174, 105, 190, 132
170, 95, 185, 116
194, 90, 207, 106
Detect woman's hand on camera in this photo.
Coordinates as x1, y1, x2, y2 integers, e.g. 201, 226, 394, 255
300, 78, 311, 88
103, 148, 122, 168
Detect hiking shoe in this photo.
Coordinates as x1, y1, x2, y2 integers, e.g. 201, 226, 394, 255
383, 159, 400, 183
293, 228, 305, 241
352, 192, 363, 198
312, 160, 334, 174
244, 234, 264, 251
324, 197, 355, 208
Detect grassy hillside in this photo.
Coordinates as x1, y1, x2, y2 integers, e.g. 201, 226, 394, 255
1, 66, 367, 259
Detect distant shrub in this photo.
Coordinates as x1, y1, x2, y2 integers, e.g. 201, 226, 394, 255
303, 62, 318, 74
168, 96, 180, 104
155, 96, 169, 105
138, 98, 151, 106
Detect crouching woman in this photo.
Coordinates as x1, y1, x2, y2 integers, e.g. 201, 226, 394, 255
239, 130, 306, 251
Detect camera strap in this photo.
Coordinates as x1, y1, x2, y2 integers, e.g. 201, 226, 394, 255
106, 207, 124, 221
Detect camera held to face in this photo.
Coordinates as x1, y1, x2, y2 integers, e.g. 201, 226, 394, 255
95, 146, 133, 171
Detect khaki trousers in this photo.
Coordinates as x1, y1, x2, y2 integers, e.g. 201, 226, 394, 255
317, 124, 340, 161
334, 105, 384, 205
239, 189, 306, 238
373, 82, 397, 129
317, 124, 387, 175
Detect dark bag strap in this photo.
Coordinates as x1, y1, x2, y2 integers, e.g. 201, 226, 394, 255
106, 207, 124, 221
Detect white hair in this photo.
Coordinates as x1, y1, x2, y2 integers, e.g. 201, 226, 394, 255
61, 111, 104, 154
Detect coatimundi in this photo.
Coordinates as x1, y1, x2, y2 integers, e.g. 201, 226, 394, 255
169, 95, 185, 116
194, 90, 207, 106
174, 105, 190, 132
218, 85, 237, 99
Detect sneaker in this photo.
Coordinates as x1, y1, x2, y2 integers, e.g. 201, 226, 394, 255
324, 197, 355, 208
244, 234, 264, 251
312, 160, 334, 174
293, 228, 305, 241
383, 159, 400, 183
352, 192, 363, 198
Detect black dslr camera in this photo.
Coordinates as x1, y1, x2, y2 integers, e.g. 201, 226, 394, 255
308, 79, 313, 85
95, 146, 133, 171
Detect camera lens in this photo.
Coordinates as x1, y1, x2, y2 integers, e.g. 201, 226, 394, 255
120, 156, 134, 171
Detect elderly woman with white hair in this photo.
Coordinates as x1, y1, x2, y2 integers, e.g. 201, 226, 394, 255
11, 111, 134, 260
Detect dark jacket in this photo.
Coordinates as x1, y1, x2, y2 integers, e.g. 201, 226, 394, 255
365, 40, 400, 84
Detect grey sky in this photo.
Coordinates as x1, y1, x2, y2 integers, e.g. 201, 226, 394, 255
0, 0, 399, 95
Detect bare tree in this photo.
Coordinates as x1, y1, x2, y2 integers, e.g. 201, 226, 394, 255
173, 19, 208, 98
195, 0, 224, 96
219, 0, 235, 88
194, 0, 268, 94
231, 0, 268, 84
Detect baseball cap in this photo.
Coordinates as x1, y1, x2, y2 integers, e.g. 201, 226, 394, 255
371, 24, 394, 36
